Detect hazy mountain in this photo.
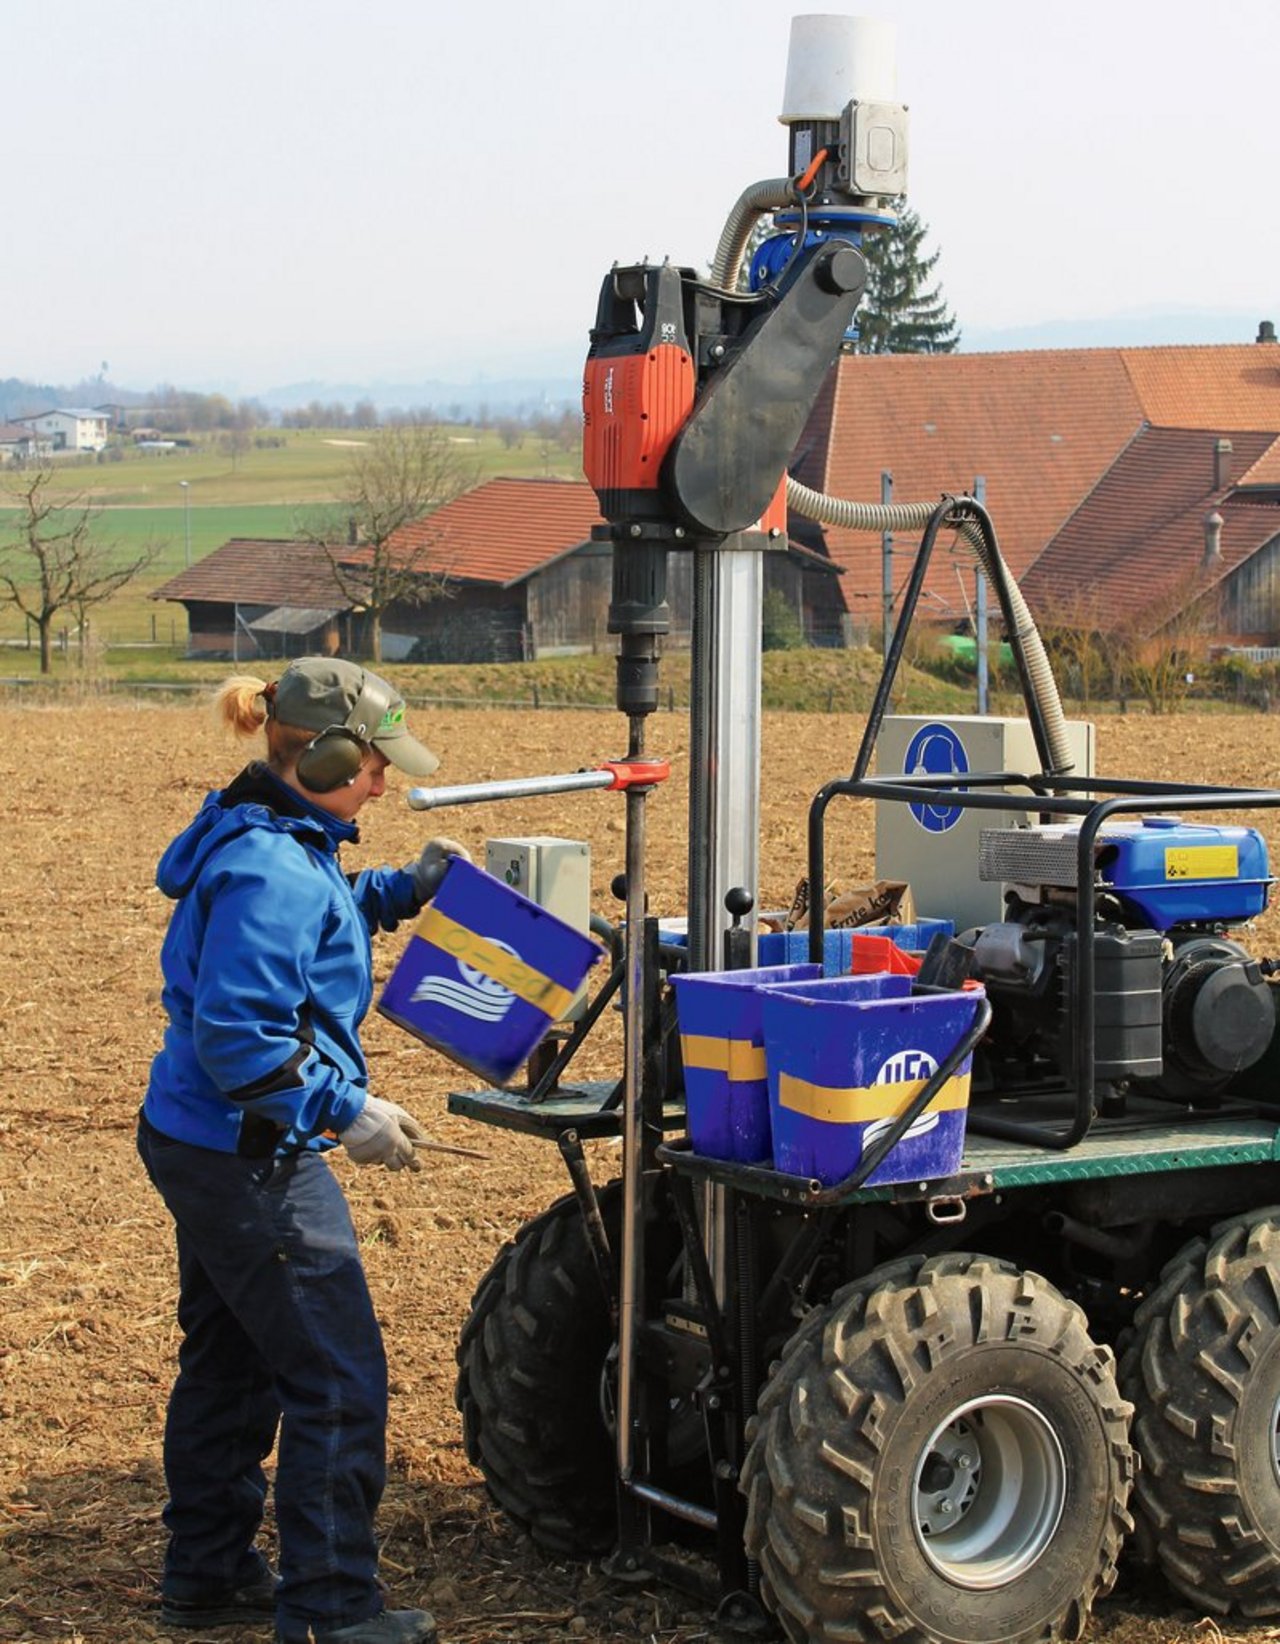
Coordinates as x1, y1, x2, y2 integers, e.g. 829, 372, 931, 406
962, 308, 1272, 353
253, 375, 582, 417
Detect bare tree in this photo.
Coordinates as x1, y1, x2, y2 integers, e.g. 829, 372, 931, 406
1035, 587, 1114, 709
0, 468, 158, 673
307, 422, 476, 663
1108, 571, 1222, 714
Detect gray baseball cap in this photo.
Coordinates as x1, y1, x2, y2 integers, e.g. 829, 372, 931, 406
272, 657, 439, 778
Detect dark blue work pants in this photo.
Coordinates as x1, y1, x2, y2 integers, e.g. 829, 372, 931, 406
137, 1115, 388, 1638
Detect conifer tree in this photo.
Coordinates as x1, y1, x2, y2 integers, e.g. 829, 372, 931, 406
854, 206, 959, 354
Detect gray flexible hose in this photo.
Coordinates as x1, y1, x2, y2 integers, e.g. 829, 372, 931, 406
786, 475, 1075, 774
709, 178, 793, 290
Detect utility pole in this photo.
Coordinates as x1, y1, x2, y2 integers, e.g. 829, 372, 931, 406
180, 481, 191, 568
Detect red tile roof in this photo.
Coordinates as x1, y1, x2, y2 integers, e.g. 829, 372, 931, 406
1020, 428, 1280, 631
375, 477, 602, 586
797, 343, 1280, 619
1240, 441, 1280, 487
151, 539, 361, 607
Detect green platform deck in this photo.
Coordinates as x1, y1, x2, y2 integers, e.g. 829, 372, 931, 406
448, 1081, 1280, 1205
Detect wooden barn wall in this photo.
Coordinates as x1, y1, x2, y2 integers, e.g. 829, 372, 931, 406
383, 586, 528, 663
522, 546, 845, 654
526, 547, 613, 654
1221, 536, 1280, 641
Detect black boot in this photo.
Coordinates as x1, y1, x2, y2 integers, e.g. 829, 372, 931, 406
161, 1567, 277, 1628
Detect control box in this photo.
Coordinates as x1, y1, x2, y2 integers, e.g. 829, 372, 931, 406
485, 837, 592, 1019
874, 716, 1095, 932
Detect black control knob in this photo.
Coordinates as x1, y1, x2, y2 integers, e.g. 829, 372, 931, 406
725, 886, 755, 926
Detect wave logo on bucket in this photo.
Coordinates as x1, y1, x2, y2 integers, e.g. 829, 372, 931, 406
903, 723, 968, 833
409, 939, 518, 1023
863, 1047, 941, 1148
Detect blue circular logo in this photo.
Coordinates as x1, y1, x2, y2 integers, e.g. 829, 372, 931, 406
903, 724, 969, 833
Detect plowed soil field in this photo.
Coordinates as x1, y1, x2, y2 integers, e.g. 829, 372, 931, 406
3, 698, 1279, 1644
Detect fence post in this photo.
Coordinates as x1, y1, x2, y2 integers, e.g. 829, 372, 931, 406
974, 474, 989, 714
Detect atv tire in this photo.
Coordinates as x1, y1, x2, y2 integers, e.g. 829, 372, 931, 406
1121, 1207, 1280, 1617
456, 1184, 621, 1556
742, 1252, 1135, 1644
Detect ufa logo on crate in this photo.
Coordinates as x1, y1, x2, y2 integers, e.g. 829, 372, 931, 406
409, 939, 518, 1023
862, 1048, 941, 1149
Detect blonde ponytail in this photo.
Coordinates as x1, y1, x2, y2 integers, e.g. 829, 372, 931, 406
213, 674, 271, 739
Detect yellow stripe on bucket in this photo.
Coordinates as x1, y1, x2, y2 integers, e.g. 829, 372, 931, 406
680, 1034, 766, 1082
416, 905, 575, 1018
777, 1071, 971, 1126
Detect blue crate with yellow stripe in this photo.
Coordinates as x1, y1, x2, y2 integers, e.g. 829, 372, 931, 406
761, 975, 984, 1187
378, 857, 604, 1083
671, 964, 821, 1162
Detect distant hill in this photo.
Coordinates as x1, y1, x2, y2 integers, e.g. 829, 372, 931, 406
254, 375, 582, 418
963, 308, 1271, 353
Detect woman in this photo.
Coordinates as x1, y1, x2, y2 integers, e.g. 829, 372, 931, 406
138, 657, 466, 1644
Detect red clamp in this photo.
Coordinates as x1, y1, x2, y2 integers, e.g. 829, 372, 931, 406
598, 758, 671, 790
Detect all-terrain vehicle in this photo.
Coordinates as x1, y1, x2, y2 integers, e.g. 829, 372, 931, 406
399, 19, 1280, 1640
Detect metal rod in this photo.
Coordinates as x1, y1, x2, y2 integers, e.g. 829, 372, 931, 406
617, 718, 650, 1488
623, 1479, 719, 1533
556, 1128, 619, 1323
407, 769, 614, 810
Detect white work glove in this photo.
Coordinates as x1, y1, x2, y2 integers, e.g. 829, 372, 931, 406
407, 836, 472, 905
339, 1095, 427, 1171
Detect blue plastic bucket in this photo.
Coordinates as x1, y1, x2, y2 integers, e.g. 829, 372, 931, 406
379, 857, 604, 1083
671, 963, 821, 1162
761, 983, 984, 1187
757, 917, 954, 972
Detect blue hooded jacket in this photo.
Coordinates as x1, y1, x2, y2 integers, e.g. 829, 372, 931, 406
143, 763, 420, 1156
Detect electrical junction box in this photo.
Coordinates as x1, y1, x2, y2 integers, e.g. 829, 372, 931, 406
874, 716, 1095, 933
485, 837, 592, 1020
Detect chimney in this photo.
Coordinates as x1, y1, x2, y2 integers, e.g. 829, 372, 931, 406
347, 515, 359, 546
1203, 508, 1224, 567
1214, 437, 1234, 492
1258, 319, 1277, 344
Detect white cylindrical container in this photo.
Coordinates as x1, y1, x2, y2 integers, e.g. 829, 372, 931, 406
780, 14, 897, 122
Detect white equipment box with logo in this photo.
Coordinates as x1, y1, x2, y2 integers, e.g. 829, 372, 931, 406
874, 716, 1095, 933
484, 837, 592, 1019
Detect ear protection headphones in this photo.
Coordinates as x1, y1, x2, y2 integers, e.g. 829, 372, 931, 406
292, 672, 395, 793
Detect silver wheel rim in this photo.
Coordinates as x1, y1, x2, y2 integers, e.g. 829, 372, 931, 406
1271, 1388, 1280, 1489
912, 1394, 1066, 1588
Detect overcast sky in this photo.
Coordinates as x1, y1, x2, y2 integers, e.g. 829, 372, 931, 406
10, 0, 1278, 395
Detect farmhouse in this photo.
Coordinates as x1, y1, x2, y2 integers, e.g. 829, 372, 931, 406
149, 478, 844, 662
797, 333, 1280, 637
362, 477, 850, 658
1021, 430, 1280, 641
17, 407, 110, 452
